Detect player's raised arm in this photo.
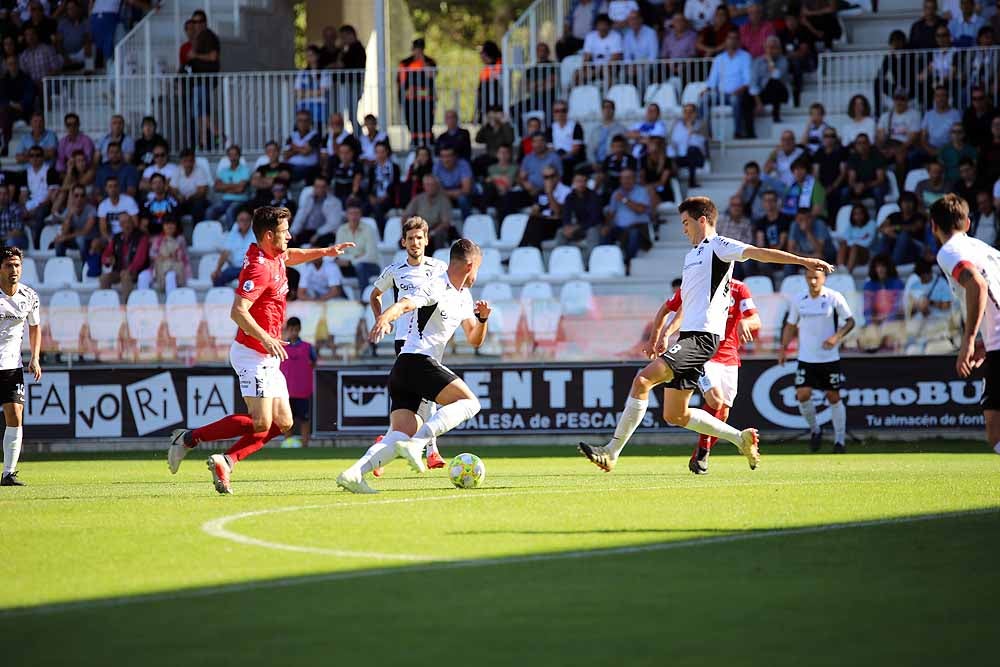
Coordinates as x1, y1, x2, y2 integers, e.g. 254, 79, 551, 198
461, 300, 491, 348
285, 242, 356, 266
741, 245, 835, 274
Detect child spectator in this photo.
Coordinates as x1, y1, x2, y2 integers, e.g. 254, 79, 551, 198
837, 203, 877, 272
280, 317, 317, 448
137, 218, 189, 294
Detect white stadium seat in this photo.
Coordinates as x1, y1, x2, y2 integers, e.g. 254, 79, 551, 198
165, 288, 201, 346
496, 214, 528, 253
42, 256, 78, 288
559, 280, 594, 316
587, 245, 626, 279
325, 300, 363, 356
486, 298, 521, 346
560, 54, 583, 90
646, 82, 681, 117
379, 216, 402, 252
361, 217, 380, 240
204, 287, 238, 342
832, 204, 853, 242
192, 221, 224, 252
87, 289, 123, 348
825, 273, 858, 296
546, 245, 585, 281
49, 290, 86, 352
506, 247, 545, 281
606, 84, 642, 121
463, 214, 498, 247
126, 289, 163, 346
876, 203, 900, 226
20, 257, 40, 286
904, 168, 928, 193
432, 248, 451, 264
297, 185, 315, 211
779, 274, 808, 299
36, 225, 61, 257
753, 293, 788, 342
480, 282, 513, 303
568, 85, 602, 122
189, 253, 220, 289
478, 248, 504, 281
520, 280, 553, 304
524, 297, 562, 345
885, 170, 900, 203
681, 81, 707, 105
286, 300, 324, 342
742, 275, 774, 296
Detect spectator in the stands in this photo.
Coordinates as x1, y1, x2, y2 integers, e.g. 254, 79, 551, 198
211, 206, 254, 286
940, 123, 978, 182
686, 0, 722, 31
846, 133, 888, 207
55, 112, 95, 173
801, 0, 841, 50
971, 189, 998, 246
546, 100, 586, 182
22, 144, 59, 245
718, 194, 755, 250
915, 159, 953, 210
814, 127, 847, 216
23, 1, 56, 45
169, 148, 210, 222
474, 105, 514, 178
99, 212, 148, 299
503, 131, 563, 217
54, 149, 95, 212
911, 0, 946, 50
753, 189, 790, 250
322, 112, 360, 168
954, 157, 986, 208
903, 258, 955, 346
765, 130, 806, 188
138, 218, 190, 294
641, 136, 676, 207
949, 0, 985, 46
738, 2, 775, 58
284, 110, 322, 184
703, 31, 754, 139
872, 30, 914, 119
588, 99, 628, 167
133, 116, 166, 168
695, 5, 734, 57
290, 175, 342, 247
52, 185, 97, 259
0, 55, 36, 148
187, 10, 222, 149
519, 116, 543, 159
250, 140, 289, 194
480, 143, 518, 213
333, 24, 367, 130
781, 157, 827, 219
95, 141, 139, 198
335, 198, 381, 289
315, 26, 338, 68
603, 167, 650, 274
837, 203, 877, 273
295, 257, 344, 301
918, 27, 959, 104
178, 18, 195, 68
138, 173, 178, 235
18, 25, 60, 91
263, 180, 296, 217
433, 145, 474, 221
666, 103, 706, 188
595, 133, 637, 203
779, 8, 817, 108
739, 160, 784, 220
513, 44, 555, 134
402, 144, 433, 207
205, 144, 250, 227
435, 109, 472, 161
140, 144, 178, 193
608, 0, 640, 31
557, 170, 602, 253
875, 88, 922, 178
357, 114, 388, 167
0, 186, 27, 250
14, 111, 56, 165
919, 86, 963, 158
787, 207, 835, 274
860, 254, 906, 352
627, 103, 667, 159
660, 12, 697, 59
969, 36, 998, 109
576, 13, 623, 84
326, 141, 364, 205
979, 115, 1000, 186
403, 175, 453, 251
623, 9, 658, 63
97, 175, 139, 238
841, 94, 876, 149
520, 166, 571, 248
55, 0, 91, 72
294, 45, 331, 130
89, 0, 122, 65
476, 41, 502, 124
367, 142, 400, 229
97, 114, 134, 164
558, 0, 602, 60
750, 35, 788, 122
801, 103, 829, 156
877, 191, 926, 265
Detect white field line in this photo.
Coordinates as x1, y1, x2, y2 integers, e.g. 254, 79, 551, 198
3, 502, 998, 619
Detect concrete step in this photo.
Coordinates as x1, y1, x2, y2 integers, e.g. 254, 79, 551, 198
843, 11, 921, 47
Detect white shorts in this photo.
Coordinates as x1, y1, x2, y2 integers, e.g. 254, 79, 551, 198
697, 360, 739, 407
230, 341, 289, 399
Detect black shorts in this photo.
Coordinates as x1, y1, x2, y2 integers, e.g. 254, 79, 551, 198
0, 367, 25, 405
981, 351, 1000, 411
660, 332, 720, 391
795, 360, 845, 391
289, 397, 311, 421
389, 353, 458, 413
394, 339, 406, 356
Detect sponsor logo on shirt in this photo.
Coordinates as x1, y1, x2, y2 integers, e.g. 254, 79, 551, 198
242, 280, 254, 292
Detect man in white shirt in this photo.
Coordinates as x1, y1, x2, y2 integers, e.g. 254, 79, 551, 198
777, 267, 856, 453
702, 31, 755, 139
334, 198, 381, 292
169, 148, 211, 222
546, 100, 587, 179
295, 256, 344, 300
97, 175, 139, 237
284, 109, 322, 184
576, 13, 623, 84
876, 88, 922, 175
290, 175, 343, 247
140, 147, 179, 193
21, 146, 59, 247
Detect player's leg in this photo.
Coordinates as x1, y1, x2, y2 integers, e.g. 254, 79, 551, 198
690, 380, 727, 475
338, 408, 420, 494
396, 379, 481, 469
1, 401, 25, 486
662, 388, 759, 470
371, 340, 408, 478
578, 358, 672, 472
795, 362, 822, 450
418, 400, 445, 468
986, 411, 1000, 455
827, 391, 847, 453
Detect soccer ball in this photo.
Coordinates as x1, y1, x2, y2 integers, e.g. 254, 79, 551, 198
280, 435, 303, 449
448, 453, 486, 489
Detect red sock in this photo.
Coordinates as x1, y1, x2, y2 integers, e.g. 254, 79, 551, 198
704, 405, 726, 451
226, 423, 283, 462
191, 414, 254, 447
693, 434, 711, 458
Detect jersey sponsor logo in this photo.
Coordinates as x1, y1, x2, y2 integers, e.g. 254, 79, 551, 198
242, 279, 254, 292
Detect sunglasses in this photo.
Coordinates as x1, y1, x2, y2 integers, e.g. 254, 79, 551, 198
153, 152, 166, 157
543, 173, 558, 179
823, 133, 836, 138
554, 107, 567, 113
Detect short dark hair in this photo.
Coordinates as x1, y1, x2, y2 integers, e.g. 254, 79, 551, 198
106, 141, 121, 151
846, 94, 871, 119
191, 10, 207, 21
678, 196, 719, 225
64, 112, 80, 124
287, 317, 302, 328
141, 115, 157, 127
150, 173, 166, 184
958, 157, 976, 169
179, 148, 195, 159
611, 133, 627, 144
791, 157, 811, 171
595, 12, 611, 24
868, 254, 899, 282
0, 245, 23, 266
809, 102, 825, 114
403, 216, 429, 237
797, 207, 812, 216
929, 193, 970, 234
345, 197, 363, 210
450, 238, 482, 264
744, 161, 760, 172
252, 206, 291, 240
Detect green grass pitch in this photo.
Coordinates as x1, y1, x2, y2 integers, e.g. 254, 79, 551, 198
3, 442, 999, 666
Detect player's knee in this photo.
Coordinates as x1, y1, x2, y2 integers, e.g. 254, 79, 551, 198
795, 388, 812, 402
275, 414, 294, 433
663, 408, 689, 427
252, 416, 272, 433
826, 392, 841, 405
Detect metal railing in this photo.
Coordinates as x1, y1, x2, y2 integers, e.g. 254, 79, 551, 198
502, 0, 570, 68
818, 45, 1000, 119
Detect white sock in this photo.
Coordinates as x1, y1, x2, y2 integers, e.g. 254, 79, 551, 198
830, 401, 846, 444
684, 408, 742, 447
606, 396, 648, 457
993, 441, 1000, 455
3, 426, 22, 475
417, 400, 439, 455
799, 400, 818, 433
414, 399, 480, 441
358, 430, 407, 474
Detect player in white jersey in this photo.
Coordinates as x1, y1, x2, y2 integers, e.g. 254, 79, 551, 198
0, 247, 41, 487
337, 239, 491, 493
578, 196, 834, 473
777, 268, 855, 453
930, 194, 1000, 454
368, 216, 449, 474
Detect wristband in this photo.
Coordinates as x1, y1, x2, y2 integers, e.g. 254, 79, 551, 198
476, 313, 489, 323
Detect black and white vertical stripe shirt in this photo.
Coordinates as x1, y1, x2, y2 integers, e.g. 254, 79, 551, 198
679, 234, 751, 337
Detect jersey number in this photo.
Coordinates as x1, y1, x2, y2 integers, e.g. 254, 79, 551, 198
667, 343, 682, 355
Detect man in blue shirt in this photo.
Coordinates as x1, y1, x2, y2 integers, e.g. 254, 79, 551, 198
15, 112, 57, 165
702, 31, 755, 138
603, 167, 650, 273
94, 142, 139, 198
208, 144, 251, 226
431, 146, 474, 220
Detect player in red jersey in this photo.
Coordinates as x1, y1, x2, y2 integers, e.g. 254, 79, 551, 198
649, 279, 760, 474
165, 206, 354, 493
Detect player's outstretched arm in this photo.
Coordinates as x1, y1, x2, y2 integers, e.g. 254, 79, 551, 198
955, 267, 988, 378
462, 300, 491, 348
370, 298, 419, 343
285, 243, 356, 267
742, 246, 834, 274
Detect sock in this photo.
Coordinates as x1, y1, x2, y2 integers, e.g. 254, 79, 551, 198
417, 400, 439, 455
684, 408, 742, 447
2, 426, 22, 475
703, 405, 726, 451
830, 401, 846, 444
190, 414, 255, 447
798, 400, 818, 433
413, 399, 480, 441
606, 396, 649, 457
358, 430, 408, 474
226, 423, 282, 462
994, 442, 1000, 455
694, 433, 711, 458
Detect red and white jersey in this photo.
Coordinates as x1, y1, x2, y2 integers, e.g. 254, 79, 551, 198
937, 232, 1000, 351
665, 278, 757, 366
233, 243, 290, 354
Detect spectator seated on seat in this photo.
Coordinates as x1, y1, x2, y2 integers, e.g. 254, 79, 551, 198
738, 2, 775, 59
52, 185, 97, 260
0, 55, 35, 149
948, 0, 985, 47
595, 133, 637, 204
140, 145, 178, 194
207, 144, 251, 227
627, 103, 667, 160
641, 136, 678, 206
403, 174, 454, 252
779, 9, 818, 108
915, 159, 954, 211
602, 167, 650, 274
962, 85, 996, 150
0, 186, 27, 250
954, 158, 987, 210
501, 131, 563, 219
781, 157, 826, 219
940, 123, 978, 183
749, 188, 790, 277
55, 112, 95, 175
100, 213, 149, 300
557, 170, 603, 254
718, 194, 755, 278
841, 94, 876, 150
22, 145, 60, 246
212, 207, 255, 287
557, 0, 601, 60
739, 160, 784, 221
18, 25, 61, 92
846, 133, 888, 208
837, 203, 878, 273
434, 109, 472, 161
695, 4, 735, 58
520, 166, 572, 248
97, 114, 135, 164
588, 99, 628, 169
480, 143, 519, 213
137, 219, 190, 294
295, 256, 345, 301
283, 110, 322, 184
139, 173, 179, 235
575, 13, 623, 84
168, 148, 211, 222
801, 103, 830, 156
432, 146, 475, 221
14, 111, 56, 165
367, 142, 401, 229
97, 175, 139, 241
786, 207, 835, 276
875, 89, 922, 178
321, 112, 361, 170
95, 141, 139, 198
546, 100, 587, 183
133, 115, 167, 168
666, 103, 707, 188
326, 141, 364, 206
919, 85, 963, 158
814, 127, 847, 215
291, 176, 343, 247
250, 140, 290, 194
335, 199, 381, 291
970, 190, 998, 247
877, 191, 929, 266
623, 9, 658, 64
764, 130, 806, 188
750, 35, 789, 123
904, 257, 955, 343
909, 0, 946, 50
473, 105, 515, 178
859, 254, 906, 352
357, 114, 389, 167
660, 12, 697, 59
